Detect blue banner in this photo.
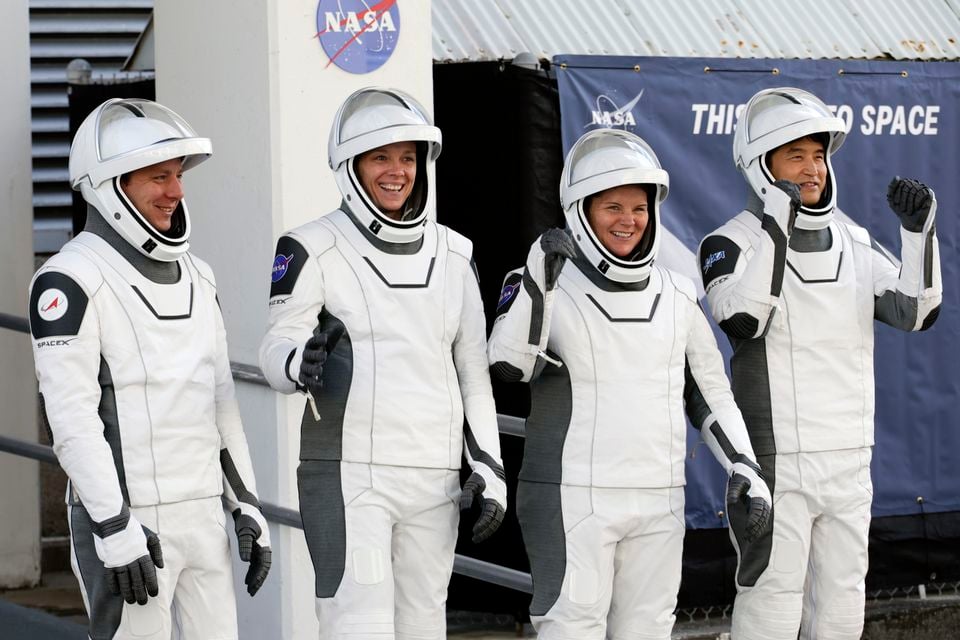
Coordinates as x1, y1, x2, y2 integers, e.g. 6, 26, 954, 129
555, 55, 960, 528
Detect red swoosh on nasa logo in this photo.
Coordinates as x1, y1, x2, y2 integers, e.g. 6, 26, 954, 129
41, 297, 60, 313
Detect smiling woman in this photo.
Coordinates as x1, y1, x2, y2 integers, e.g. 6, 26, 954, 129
356, 141, 417, 220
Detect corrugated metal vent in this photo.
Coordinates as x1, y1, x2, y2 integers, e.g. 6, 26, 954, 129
29, 0, 152, 253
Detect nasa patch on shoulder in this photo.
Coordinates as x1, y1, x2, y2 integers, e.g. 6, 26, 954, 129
272, 253, 294, 283
698, 235, 741, 288
29, 271, 88, 339
270, 236, 309, 297
496, 272, 524, 315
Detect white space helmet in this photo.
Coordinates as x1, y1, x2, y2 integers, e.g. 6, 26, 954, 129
69, 98, 211, 261
328, 87, 442, 244
733, 87, 846, 229
560, 129, 669, 284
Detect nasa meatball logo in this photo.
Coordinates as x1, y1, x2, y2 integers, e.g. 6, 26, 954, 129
272, 254, 294, 283
315, 0, 400, 74
37, 288, 68, 322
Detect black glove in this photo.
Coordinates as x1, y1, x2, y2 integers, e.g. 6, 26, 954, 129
540, 228, 576, 290
298, 326, 330, 396
770, 179, 802, 235
459, 472, 505, 544
726, 466, 772, 544
887, 176, 935, 232
232, 509, 272, 596
105, 528, 164, 606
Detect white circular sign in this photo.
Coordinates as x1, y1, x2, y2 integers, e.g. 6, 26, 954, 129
37, 288, 68, 321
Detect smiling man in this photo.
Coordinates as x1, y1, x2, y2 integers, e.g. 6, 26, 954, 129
28, 98, 271, 640
698, 87, 942, 640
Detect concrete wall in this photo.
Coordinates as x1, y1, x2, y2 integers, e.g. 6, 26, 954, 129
0, 0, 41, 589
153, 1, 434, 637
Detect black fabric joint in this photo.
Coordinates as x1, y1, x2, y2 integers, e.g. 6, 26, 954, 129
220, 448, 260, 508
90, 504, 130, 539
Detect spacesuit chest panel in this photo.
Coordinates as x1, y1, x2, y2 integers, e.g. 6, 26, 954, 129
551, 266, 687, 488
771, 223, 871, 451
72, 235, 223, 504
319, 215, 464, 468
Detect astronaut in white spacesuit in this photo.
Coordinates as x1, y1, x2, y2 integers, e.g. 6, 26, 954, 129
28, 99, 271, 640
258, 87, 506, 639
698, 87, 942, 640
487, 128, 771, 640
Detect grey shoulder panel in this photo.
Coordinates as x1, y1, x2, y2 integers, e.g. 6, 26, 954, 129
29, 271, 90, 339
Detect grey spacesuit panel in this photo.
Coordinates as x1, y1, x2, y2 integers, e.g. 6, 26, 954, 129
300, 311, 353, 462
518, 364, 573, 484
517, 480, 565, 617
296, 460, 346, 598
70, 505, 124, 639
729, 337, 777, 458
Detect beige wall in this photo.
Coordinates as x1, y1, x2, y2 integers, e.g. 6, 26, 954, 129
0, 0, 41, 588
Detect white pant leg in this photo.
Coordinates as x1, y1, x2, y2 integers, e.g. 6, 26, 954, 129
731, 453, 812, 640
316, 463, 396, 640
531, 485, 616, 640
157, 498, 238, 640
391, 468, 460, 640
607, 487, 685, 640
800, 448, 872, 640
70, 497, 237, 640
69, 503, 174, 640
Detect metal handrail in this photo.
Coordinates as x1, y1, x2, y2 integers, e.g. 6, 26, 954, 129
0, 312, 527, 437
0, 312, 533, 594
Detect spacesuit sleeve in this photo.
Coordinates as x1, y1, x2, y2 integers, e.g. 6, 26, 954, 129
682, 298, 761, 475
258, 233, 326, 394
487, 236, 559, 382
453, 257, 507, 510
699, 195, 796, 340
870, 206, 942, 332
29, 269, 128, 526
209, 287, 271, 547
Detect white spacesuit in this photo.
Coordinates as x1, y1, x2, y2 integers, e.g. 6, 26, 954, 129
258, 87, 506, 640
699, 87, 942, 640
487, 129, 770, 640
29, 99, 271, 640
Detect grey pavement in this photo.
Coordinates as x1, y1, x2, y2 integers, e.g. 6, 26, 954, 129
0, 598, 86, 640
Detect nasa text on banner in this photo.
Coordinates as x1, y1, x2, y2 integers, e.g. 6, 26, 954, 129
554, 55, 959, 529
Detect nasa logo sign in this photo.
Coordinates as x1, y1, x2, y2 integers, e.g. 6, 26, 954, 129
585, 90, 644, 129
316, 0, 400, 74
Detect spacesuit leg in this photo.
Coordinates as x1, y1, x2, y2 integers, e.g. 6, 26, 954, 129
69, 503, 174, 640
731, 453, 812, 640
527, 484, 615, 640
606, 487, 685, 640
391, 467, 460, 640
799, 449, 872, 640
159, 498, 238, 639
309, 461, 396, 640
